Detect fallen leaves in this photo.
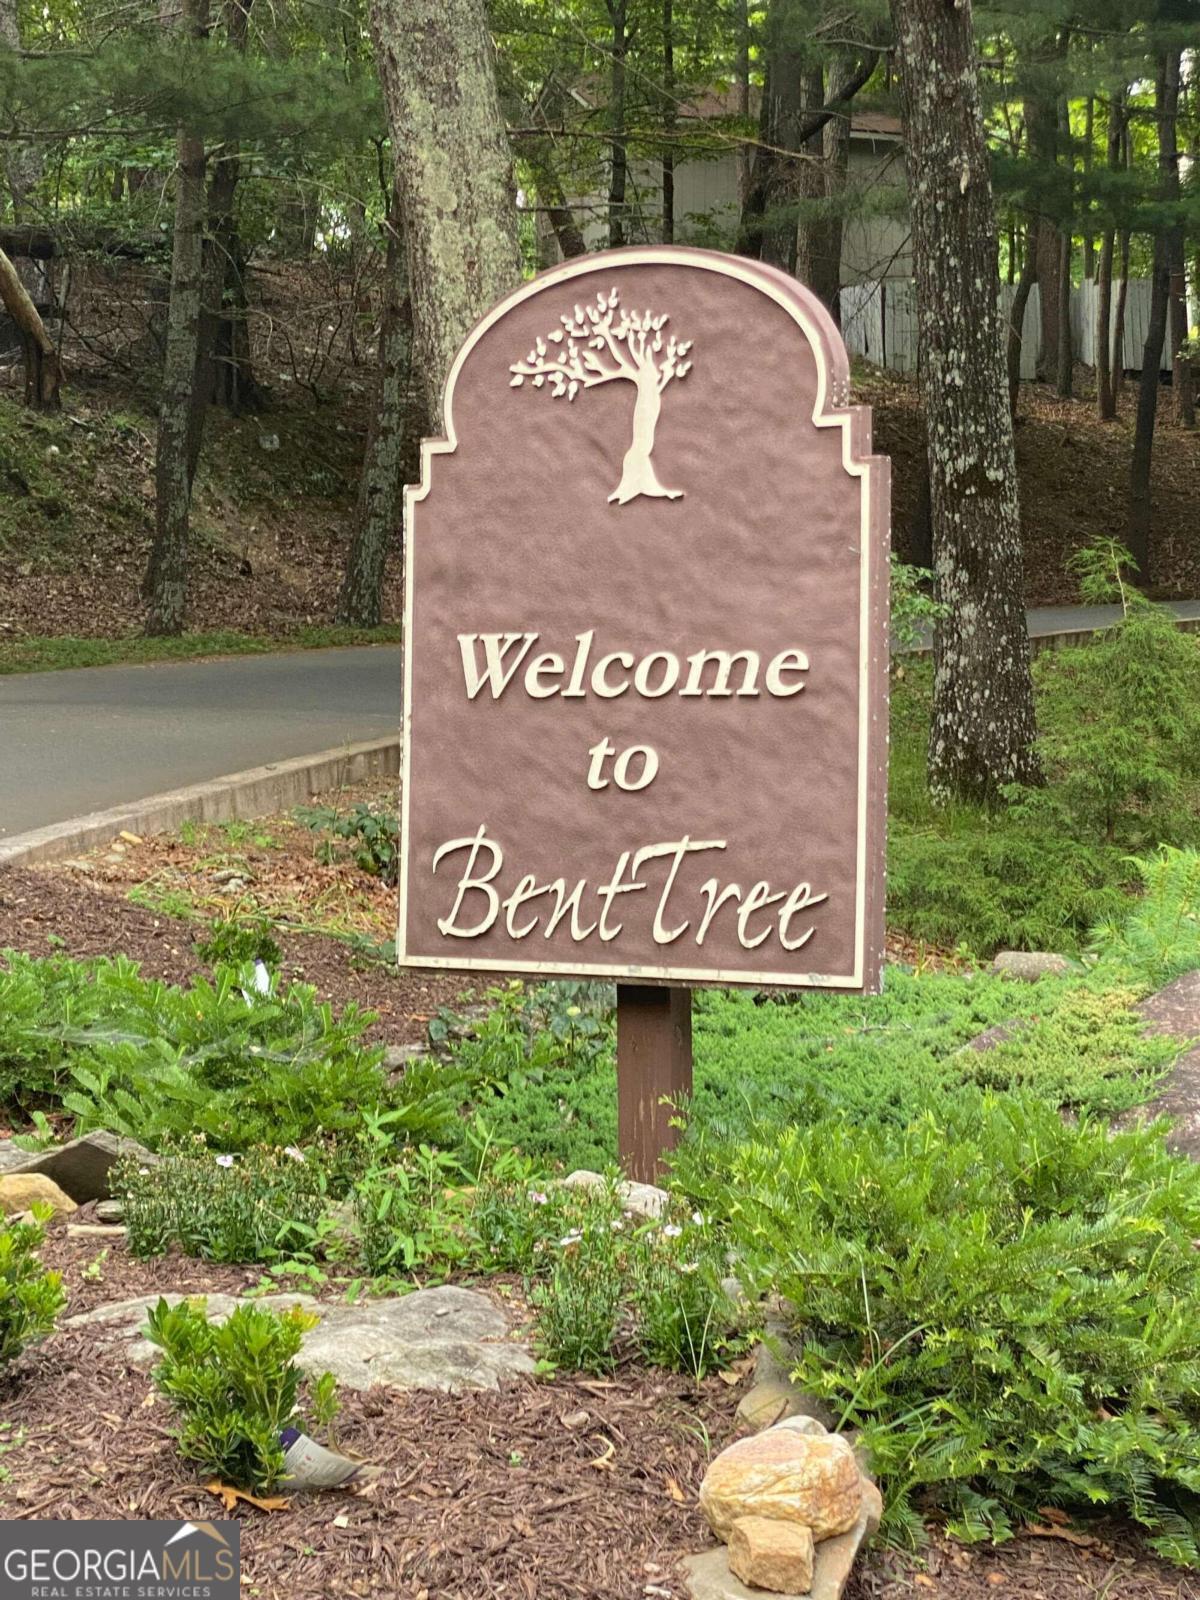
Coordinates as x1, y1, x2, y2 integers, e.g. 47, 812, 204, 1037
204, 1481, 290, 1513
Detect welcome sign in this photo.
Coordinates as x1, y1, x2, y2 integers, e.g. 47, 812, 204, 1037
398, 246, 889, 993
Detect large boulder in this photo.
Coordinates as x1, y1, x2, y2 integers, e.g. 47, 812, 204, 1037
65, 1284, 536, 1393
0, 1172, 76, 1217
561, 1169, 669, 1220
699, 1429, 862, 1543
3, 1131, 154, 1203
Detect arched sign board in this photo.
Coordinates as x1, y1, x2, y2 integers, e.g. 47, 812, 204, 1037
398, 246, 890, 1177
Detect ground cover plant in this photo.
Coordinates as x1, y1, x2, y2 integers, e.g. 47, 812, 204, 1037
674, 1096, 1200, 1566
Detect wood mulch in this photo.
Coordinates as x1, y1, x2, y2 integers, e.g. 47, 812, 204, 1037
0, 1231, 1190, 1598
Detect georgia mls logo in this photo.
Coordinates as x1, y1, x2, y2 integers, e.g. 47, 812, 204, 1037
0, 1519, 239, 1599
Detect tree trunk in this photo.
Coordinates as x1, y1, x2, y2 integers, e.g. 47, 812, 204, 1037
338, 204, 415, 627
1112, 228, 1131, 400
144, 0, 211, 636
890, 0, 1041, 804
1081, 95, 1094, 280
0, 246, 61, 408
787, 68, 826, 279
816, 60, 854, 326
1023, 37, 1067, 384
1169, 230, 1194, 428
1007, 241, 1036, 418
1095, 90, 1123, 421
1127, 48, 1181, 579
369, 0, 520, 422
1055, 226, 1072, 398
606, 0, 629, 248
661, 0, 675, 244
735, 0, 752, 208
525, 140, 588, 260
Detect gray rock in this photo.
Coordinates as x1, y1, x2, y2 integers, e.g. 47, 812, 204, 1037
682, 1548, 779, 1600
989, 951, 1072, 980
1116, 971, 1200, 1160
0, 1141, 30, 1175
383, 1043, 429, 1075
66, 1223, 127, 1240
4, 1131, 154, 1203
95, 1199, 125, 1223
561, 1169, 670, 1220
66, 1284, 534, 1393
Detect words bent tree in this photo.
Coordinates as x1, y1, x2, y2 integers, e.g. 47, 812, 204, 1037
889, 0, 1041, 805
508, 288, 694, 505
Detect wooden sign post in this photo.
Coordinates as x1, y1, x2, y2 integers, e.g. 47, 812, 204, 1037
397, 247, 890, 1182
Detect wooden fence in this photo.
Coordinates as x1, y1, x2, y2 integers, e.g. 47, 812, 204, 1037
839, 278, 1174, 378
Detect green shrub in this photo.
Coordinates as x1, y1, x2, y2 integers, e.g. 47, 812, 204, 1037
195, 916, 282, 970
350, 1137, 473, 1278
145, 1296, 336, 1491
115, 1144, 330, 1264
0, 1212, 65, 1367
1090, 847, 1200, 989
889, 559, 947, 653
530, 1211, 625, 1373
0, 953, 398, 1150
297, 801, 399, 884
677, 1096, 1200, 1563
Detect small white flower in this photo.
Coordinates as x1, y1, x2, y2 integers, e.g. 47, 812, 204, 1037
680, 1262, 699, 1275
215, 1154, 235, 1168
692, 1211, 705, 1227
527, 1190, 549, 1206
609, 1219, 624, 1232
138, 1167, 150, 1176
283, 1145, 305, 1163
558, 1230, 583, 1248
662, 1223, 683, 1239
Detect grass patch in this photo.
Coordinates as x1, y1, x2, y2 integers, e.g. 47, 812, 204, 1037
0, 626, 403, 676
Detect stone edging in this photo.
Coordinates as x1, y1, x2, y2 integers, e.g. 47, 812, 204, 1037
0, 735, 401, 869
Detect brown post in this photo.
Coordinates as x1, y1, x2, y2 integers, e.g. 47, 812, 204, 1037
616, 984, 692, 1183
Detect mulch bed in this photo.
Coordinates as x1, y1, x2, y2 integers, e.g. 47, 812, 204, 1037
0, 1231, 1192, 1598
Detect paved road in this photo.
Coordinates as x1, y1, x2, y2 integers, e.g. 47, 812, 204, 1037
3, 598, 1198, 840
0, 646, 401, 839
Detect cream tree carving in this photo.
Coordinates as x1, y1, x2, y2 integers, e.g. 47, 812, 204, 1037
508, 287, 693, 506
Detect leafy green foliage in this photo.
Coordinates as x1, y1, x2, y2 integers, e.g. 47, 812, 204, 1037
115, 1144, 329, 1264
350, 1133, 473, 1279
676, 1097, 1200, 1563
0, 950, 450, 1152
531, 1217, 625, 1374
889, 559, 948, 653
1016, 553, 1200, 847
297, 802, 399, 884
0, 1212, 65, 1368
629, 1211, 742, 1379
1090, 848, 1200, 989
474, 967, 1180, 1171
195, 916, 282, 970
145, 1296, 335, 1492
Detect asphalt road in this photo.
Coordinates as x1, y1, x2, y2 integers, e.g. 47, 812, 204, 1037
0, 646, 401, 839
3, 600, 1199, 842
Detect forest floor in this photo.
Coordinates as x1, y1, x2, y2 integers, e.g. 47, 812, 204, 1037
0, 344, 1197, 654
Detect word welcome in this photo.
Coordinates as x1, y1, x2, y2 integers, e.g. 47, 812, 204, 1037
458, 630, 809, 701
432, 827, 828, 952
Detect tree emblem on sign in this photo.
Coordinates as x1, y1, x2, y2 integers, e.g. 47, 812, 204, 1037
508, 287, 693, 506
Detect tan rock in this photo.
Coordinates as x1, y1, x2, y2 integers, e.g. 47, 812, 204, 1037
728, 1517, 814, 1594
701, 1430, 862, 1544
808, 1478, 882, 1600
736, 1382, 805, 1431
0, 1173, 76, 1218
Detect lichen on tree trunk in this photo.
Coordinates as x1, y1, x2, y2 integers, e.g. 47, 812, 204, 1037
369, 0, 521, 423
890, 0, 1041, 806
144, 0, 211, 637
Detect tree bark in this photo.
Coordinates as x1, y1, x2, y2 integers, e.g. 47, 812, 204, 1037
661, 0, 675, 243
144, 0, 211, 636
1007, 240, 1036, 418
338, 203, 415, 627
369, 0, 520, 422
1127, 48, 1181, 579
1054, 224, 1073, 398
606, 0, 630, 248
1112, 226, 1131, 401
1022, 35, 1067, 384
890, 0, 1041, 805
1095, 90, 1124, 421
0, 245, 60, 408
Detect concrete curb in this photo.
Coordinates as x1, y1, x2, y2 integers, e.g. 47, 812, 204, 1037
907, 612, 1200, 659
0, 735, 400, 869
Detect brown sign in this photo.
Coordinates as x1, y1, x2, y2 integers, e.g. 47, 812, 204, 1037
398, 246, 889, 992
